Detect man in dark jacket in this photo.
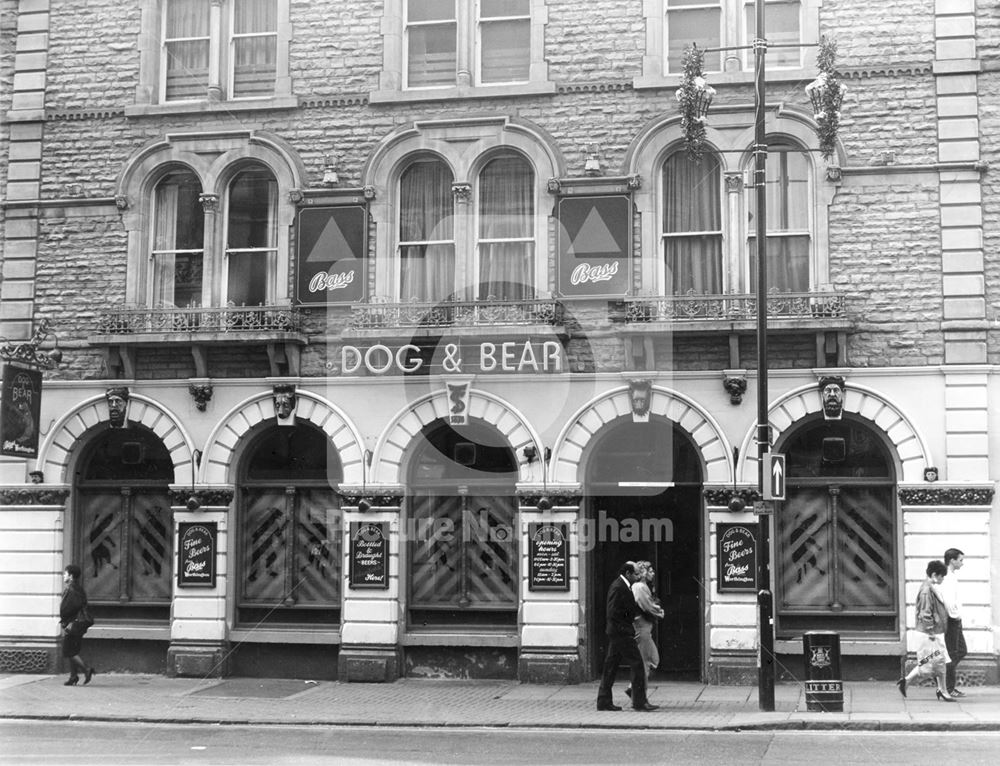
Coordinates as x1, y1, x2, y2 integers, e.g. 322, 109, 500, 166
596, 561, 658, 711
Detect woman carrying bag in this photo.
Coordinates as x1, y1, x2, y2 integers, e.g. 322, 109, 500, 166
897, 559, 952, 701
59, 564, 95, 686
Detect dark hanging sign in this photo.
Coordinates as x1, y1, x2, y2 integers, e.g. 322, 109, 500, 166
716, 523, 758, 592
528, 522, 570, 591
555, 194, 632, 298
349, 521, 389, 589
0, 365, 43, 459
295, 204, 367, 304
178, 522, 217, 588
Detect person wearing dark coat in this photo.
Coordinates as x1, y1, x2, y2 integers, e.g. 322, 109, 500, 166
59, 564, 94, 686
596, 561, 658, 712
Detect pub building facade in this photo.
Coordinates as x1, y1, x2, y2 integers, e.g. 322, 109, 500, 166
0, 0, 997, 685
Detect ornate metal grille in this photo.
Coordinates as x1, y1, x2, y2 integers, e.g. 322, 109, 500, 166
624, 291, 846, 322
349, 298, 563, 330
96, 305, 301, 335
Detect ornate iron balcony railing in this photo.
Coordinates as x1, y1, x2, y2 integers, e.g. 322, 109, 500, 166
623, 291, 846, 323
349, 298, 564, 330
96, 305, 302, 335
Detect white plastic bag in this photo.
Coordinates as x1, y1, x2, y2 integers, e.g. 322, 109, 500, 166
914, 633, 950, 678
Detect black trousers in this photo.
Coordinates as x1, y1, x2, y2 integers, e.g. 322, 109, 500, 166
597, 633, 647, 708
945, 617, 967, 691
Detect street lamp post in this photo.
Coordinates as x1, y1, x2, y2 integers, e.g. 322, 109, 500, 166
752, 0, 776, 714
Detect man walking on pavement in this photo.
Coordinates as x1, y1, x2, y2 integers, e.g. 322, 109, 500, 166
596, 561, 658, 712
939, 547, 968, 697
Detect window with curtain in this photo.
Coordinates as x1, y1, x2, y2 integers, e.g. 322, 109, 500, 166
405, 0, 458, 87
666, 0, 722, 73
163, 0, 210, 100
477, 155, 534, 300
479, 0, 530, 83
743, 0, 801, 69
160, 0, 278, 102
151, 170, 204, 307
403, 0, 531, 88
748, 140, 811, 293
231, 0, 277, 97
664, 0, 802, 74
399, 158, 455, 302
662, 150, 723, 294
226, 167, 278, 306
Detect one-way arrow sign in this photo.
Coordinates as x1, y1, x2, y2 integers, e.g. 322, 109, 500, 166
765, 453, 786, 500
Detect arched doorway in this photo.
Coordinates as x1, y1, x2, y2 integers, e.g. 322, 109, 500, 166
586, 419, 704, 680
74, 426, 175, 623
405, 420, 518, 631
776, 416, 898, 638
235, 423, 343, 627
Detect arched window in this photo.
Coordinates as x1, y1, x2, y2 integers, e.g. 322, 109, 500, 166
477, 154, 535, 300
399, 158, 456, 302
407, 421, 518, 628
776, 417, 897, 636
151, 169, 204, 307
237, 424, 343, 626
662, 149, 723, 294
225, 166, 278, 306
74, 427, 175, 622
748, 139, 811, 293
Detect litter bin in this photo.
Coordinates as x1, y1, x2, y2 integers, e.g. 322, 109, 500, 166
803, 631, 843, 712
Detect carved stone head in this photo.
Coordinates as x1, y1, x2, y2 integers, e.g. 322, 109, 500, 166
272, 384, 297, 423
629, 379, 652, 422
819, 376, 845, 420
105, 386, 130, 428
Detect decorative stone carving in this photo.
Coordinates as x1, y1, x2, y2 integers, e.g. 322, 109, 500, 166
105, 386, 130, 428
272, 384, 297, 424
451, 182, 472, 203
704, 488, 761, 507
168, 488, 235, 508
818, 375, 846, 420
363, 185, 377, 200
898, 487, 994, 506
628, 379, 652, 422
287, 188, 304, 204
626, 174, 642, 191
724, 173, 744, 193
0, 488, 71, 506
546, 177, 561, 194
188, 383, 213, 412
199, 193, 219, 213
115, 195, 129, 211
723, 374, 747, 405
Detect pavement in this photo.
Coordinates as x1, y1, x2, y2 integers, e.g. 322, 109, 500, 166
2, 674, 999, 731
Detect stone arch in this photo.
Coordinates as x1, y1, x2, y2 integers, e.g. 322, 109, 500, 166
371, 388, 541, 485
202, 389, 366, 485
551, 385, 731, 484
37, 394, 196, 484
736, 382, 932, 484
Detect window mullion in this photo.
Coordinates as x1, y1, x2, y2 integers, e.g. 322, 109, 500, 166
119, 488, 132, 603
283, 486, 296, 605
828, 486, 842, 610
208, 0, 224, 101
456, 0, 472, 86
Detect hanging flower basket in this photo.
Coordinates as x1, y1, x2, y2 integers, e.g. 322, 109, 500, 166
804, 37, 846, 161
676, 44, 716, 162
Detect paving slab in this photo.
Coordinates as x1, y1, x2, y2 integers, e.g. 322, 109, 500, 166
1, 674, 997, 732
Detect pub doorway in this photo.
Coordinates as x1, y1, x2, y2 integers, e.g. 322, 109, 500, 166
586, 419, 704, 681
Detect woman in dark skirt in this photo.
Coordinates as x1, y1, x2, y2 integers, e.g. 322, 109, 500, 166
59, 564, 94, 686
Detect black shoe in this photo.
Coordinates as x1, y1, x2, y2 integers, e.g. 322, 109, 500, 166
948, 688, 965, 697
64, 676, 79, 686
83, 667, 95, 685
624, 687, 632, 698
596, 703, 623, 711
633, 703, 659, 712
896, 678, 906, 698
936, 690, 956, 703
